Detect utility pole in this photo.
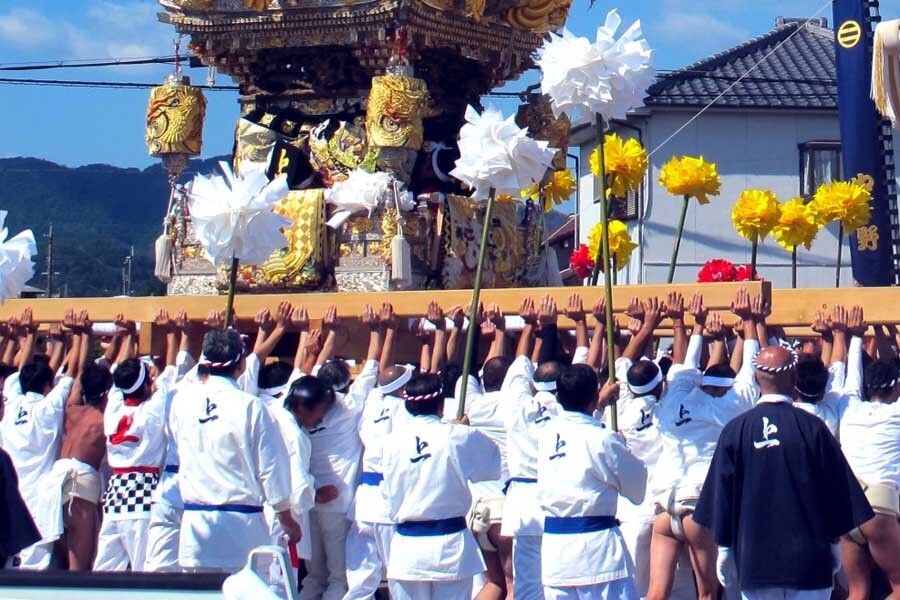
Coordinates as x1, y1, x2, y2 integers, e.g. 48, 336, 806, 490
40, 225, 61, 298
122, 245, 134, 296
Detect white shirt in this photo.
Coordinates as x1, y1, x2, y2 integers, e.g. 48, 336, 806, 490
840, 337, 900, 490
502, 355, 560, 536
104, 365, 176, 471
381, 414, 500, 580
1, 377, 73, 511
351, 387, 409, 523
306, 359, 378, 514
537, 410, 646, 587
169, 376, 292, 511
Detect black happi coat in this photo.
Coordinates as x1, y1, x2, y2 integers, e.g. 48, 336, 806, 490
0, 447, 40, 564
694, 400, 874, 590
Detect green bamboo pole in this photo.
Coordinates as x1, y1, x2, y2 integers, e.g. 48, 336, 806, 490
835, 224, 844, 288
595, 115, 618, 432
457, 187, 496, 420
750, 236, 759, 281
224, 254, 239, 329
667, 195, 690, 283
791, 247, 797, 289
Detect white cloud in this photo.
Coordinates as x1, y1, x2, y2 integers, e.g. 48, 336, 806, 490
0, 9, 57, 48
0, 2, 169, 61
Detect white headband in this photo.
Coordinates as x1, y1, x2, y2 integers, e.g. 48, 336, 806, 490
533, 380, 557, 392
260, 384, 288, 400
380, 366, 414, 395
702, 376, 735, 388
118, 362, 147, 396
628, 369, 663, 396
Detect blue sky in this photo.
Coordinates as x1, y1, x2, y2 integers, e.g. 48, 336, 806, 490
1, 0, 898, 168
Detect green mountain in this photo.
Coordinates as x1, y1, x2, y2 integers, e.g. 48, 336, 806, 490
0, 156, 228, 298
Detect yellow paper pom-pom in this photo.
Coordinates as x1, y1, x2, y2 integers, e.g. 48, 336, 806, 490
732, 189, 781, 241
541, 169, 576, 213
659, 155, 722, 205
773, 197, 821, 251
811, 180, 873, 231
588, 219, 638, 268
520, 183, 541, 203
593, 133, 648, 199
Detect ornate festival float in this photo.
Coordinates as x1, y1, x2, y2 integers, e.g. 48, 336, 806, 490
149, 0, 575, 296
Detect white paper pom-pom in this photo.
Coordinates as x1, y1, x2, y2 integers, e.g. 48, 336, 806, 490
0, 211, 37, 303
537, 10, 654, 125
188, 162, 291, 266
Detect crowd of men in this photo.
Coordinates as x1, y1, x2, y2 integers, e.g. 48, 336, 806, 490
0, 289, 898, 600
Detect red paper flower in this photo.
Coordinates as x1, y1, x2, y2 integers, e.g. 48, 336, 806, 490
735, 264, 761, 281
570, 244, 595, 279
697, 259, 736, 283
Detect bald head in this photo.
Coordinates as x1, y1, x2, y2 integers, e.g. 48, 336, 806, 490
379, 365, 408, 387
753, 346, 798, 396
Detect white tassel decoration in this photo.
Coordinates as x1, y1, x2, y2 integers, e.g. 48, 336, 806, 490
390, 179, 413, 288
154, 232, 174, 283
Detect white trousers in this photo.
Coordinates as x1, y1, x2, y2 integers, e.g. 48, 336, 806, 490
144, 501, 182, 572
389, 577, 474, 600
513, 535, 544, 600
343, 520, 394, 600
544, 578, 639, 600
17, 541, 53, 569
299, 511, 350, 600
740, 588, 832, 600
93, 517, 150, 571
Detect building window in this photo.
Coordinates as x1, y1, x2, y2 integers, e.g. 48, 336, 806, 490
800, 141, 842, 197
610, 189, 640, 221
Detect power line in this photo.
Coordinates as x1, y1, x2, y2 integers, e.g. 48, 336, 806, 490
0, 56, 191, 71
0, 77, 238, 91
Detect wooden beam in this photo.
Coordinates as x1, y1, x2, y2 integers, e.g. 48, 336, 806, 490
0, 282, 768, 324
770, 287, 900, 326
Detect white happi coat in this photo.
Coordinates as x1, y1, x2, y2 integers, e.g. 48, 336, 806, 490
0, 376, 74, 540
840, 336, 900, 491
352, 387, 410, 525
651, 336, 758, 505
381, 414, 501, 581
502, 354, 561, 537
169, 375, 293, 570
794, 360, 844, 438
307, 359, 378, 515
261, 391, 316, 560
537, 410, 647, 588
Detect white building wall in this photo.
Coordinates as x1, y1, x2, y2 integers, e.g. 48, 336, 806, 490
578, 108, 856, 289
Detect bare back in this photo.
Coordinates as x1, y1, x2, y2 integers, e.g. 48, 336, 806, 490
60, 405, 106, 471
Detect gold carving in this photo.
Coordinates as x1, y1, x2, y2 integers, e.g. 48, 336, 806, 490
169, 0, 216, 9
309, 119, 379, 186
234, 118, 277, 174
244, 0, 269, 10
146, 75, 207, 158
857, 225, 879, 251
366, 75, 430, 150
259, 190, 325, 285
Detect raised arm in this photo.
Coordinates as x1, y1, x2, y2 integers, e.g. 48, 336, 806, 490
18, 308, 38, 369
300, 329, 322, 376
114, 314, 137, 365
291, 306, 310, 372
731, 289, 759, 385
256, 302, 293, 362
316, 305, 339, 367
360, 304, 383, 362
379, 303, 399, 372
2, 317, 18, 366
486, 303, 507, 360
47, 319, 67, 374
754, 295, 770, 348
516, 297, 536, 359
536, 296, 559, 365
427, 301, 447, 374
587, 298, 607, 371
622, 297, 661, 363
152, 309, 178, 368
706, 314, 728, 368
446, 305, 464, 365
418, 323, 433, 373
684, 292, 708, 369
811, 310, 833, 365
829, 306, 848, 367
564, 293, 589, 353
844, 306, 866, 398
667, 292, 687, 364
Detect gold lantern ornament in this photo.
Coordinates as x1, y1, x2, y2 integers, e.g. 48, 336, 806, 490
146, 58, 207, 284
146, 73, 207, 184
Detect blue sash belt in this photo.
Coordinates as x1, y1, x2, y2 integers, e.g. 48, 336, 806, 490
184, 503, 263, 514
396, 516, 467, 536
503, 477, 538, 495
164, 465, 179, 474
544, 516, 619, 534
360, 472, 384, 485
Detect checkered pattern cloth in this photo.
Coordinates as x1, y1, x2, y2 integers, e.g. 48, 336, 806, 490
101, 471, 158, 516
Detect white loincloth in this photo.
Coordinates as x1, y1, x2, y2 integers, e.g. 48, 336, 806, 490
468, 480, 505, 551
30, 458, 100, 544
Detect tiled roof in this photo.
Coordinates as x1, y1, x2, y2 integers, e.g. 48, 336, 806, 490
646, 17, 837, 110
